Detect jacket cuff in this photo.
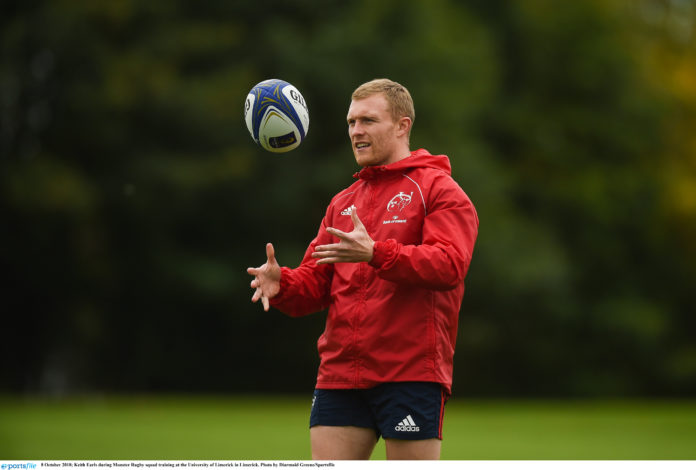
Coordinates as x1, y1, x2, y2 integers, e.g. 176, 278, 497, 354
269, 266, 292, 306
368, 239, 398, 270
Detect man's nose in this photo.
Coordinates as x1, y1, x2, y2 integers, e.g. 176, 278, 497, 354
350, 122, 364, 137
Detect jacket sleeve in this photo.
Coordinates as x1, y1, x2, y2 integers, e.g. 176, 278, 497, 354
269, 217, 334, 317
368, 178, 478, 290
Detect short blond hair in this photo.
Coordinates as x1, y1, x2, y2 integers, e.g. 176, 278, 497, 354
352, 78, 415, 128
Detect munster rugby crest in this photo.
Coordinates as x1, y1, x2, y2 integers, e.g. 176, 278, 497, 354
387, 191, 413, 212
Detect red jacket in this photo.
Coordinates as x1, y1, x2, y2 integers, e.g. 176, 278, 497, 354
270, 149, 479, 394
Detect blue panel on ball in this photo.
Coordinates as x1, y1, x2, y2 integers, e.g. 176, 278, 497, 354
249, 79, 306, 142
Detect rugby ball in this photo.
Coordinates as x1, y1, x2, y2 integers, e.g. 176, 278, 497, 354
244, 79, 309, 153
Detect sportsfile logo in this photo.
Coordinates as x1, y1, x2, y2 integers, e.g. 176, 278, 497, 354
2, 464, 36, 470
394, 414, 420, 432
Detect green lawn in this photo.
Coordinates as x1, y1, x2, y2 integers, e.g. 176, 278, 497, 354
1, 396, 695, 460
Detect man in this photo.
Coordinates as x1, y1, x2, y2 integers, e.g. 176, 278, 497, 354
247, 79, 478, 460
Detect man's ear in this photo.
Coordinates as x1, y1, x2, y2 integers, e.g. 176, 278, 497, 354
397, 116, 412, 138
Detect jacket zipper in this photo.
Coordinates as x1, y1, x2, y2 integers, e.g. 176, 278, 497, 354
354, 179, 375, 386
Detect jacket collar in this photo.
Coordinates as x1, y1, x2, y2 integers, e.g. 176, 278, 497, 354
354, 148, 451, 180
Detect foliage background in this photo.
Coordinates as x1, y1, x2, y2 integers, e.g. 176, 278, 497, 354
2, 0, 696, 398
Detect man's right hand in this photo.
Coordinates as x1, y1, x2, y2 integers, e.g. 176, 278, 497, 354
247, 243, 281, 311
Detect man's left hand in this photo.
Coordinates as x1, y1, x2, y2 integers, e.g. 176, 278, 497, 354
312, 209, 375, 264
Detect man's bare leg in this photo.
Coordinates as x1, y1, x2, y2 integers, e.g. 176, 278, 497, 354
311, 425, 378, 460
385, 438, 441, 460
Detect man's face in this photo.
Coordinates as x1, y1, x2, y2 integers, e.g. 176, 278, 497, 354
347, 93, 403, 167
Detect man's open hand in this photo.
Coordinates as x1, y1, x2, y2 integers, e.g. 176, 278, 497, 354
312, 209, 374, 265
247, 243, 281, 311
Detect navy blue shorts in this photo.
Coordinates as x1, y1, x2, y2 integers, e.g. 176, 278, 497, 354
309, 382, 448, 440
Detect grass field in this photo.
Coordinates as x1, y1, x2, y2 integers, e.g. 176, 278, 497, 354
1, 396, 696, 460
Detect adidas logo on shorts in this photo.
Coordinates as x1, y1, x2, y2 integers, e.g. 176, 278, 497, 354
394, 414, 420, 432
